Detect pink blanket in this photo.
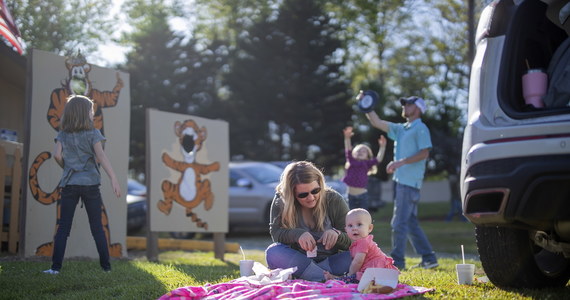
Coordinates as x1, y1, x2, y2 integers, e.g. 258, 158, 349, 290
159, 279, 434, 299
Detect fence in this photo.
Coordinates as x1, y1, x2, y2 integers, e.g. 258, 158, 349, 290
0, 140, 22, 254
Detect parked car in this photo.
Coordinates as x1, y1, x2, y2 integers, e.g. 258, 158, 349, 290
127, 179, 147, 235
169, 161, 282, 238
229, 161, 282, 229
460, 0, 570, 289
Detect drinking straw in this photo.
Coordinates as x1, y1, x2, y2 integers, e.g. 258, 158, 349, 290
461, 244, 465, 264
525, 59, 530, 70
240, 246, 246, 260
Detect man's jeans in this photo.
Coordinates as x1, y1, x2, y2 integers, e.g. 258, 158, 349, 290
265, 243, 351, 281
390, 182, 437, 269
51, 185, 110, 271
348, 192, 368, 210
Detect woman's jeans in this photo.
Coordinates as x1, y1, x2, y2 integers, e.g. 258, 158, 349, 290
51, 185, 110, 271
390, 182, 436, 269
348, 192, 368, 210
265, 243, 351, 281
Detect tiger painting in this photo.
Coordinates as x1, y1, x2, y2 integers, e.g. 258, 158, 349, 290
28, 51, 123, 258
157, 119, 220, 230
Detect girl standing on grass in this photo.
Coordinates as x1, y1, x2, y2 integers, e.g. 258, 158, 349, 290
43, 95, 121, 275
341, 126, 386, 210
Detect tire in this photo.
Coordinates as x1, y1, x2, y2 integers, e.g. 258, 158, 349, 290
476, 225, 570, 289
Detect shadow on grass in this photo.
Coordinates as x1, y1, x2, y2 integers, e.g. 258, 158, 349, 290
0, 257, 170, 299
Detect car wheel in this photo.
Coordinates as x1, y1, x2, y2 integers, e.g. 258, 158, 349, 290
476, 225, 570, 289
169, 232, 196, 239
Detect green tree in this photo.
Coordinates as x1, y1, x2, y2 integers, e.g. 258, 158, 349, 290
385, 0, 478, 203
120, 0, 187, 175
121, 0, 227, 175
322, 0, 420, 178
224, 0, 351, 171
7, 0, 114, 55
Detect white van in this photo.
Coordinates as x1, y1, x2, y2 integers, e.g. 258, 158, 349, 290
461, 0, 570, 289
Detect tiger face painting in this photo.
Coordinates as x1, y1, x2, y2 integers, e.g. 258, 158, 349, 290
157, 119, 220, 230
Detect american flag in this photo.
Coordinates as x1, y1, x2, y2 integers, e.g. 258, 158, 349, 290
0, 0, 23, 54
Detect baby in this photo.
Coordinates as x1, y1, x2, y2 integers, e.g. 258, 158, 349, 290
325, 208, 398, 283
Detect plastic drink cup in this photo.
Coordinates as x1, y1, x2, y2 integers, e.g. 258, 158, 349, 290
522, 69, 547, 108
456, 264, 475, 284
240, 260, 255, 277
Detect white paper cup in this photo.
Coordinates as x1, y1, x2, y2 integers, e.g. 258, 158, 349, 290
240, 260, 255, 277
456, 264, 475, 284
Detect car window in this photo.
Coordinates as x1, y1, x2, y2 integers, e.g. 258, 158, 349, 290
229, 170, 242, 187
240, 164, 282, 184
128, 179, 147, 195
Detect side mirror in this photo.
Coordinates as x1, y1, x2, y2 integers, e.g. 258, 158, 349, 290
236, 178, 253, 188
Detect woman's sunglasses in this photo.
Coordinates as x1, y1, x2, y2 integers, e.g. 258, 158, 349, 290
297, 187, 321, 199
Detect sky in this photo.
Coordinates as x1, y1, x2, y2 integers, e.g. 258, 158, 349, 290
89, 0, 129, 67
90, 0, 193, 67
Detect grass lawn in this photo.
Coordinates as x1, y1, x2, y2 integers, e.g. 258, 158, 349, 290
1, 202, 569, 299
370, 201, 478, 257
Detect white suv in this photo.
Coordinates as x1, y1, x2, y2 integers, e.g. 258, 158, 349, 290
461, 0, 570, 289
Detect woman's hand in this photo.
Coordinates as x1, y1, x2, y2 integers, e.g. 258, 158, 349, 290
298, 232, 317, 252
318, 229, 340, 250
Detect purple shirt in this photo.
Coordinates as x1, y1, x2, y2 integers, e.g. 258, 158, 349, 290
341, 150, 378, 188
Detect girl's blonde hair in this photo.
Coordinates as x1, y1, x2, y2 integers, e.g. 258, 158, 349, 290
346, 144, 377, 175
60, 95, 95, 132
276, 161, 327, 231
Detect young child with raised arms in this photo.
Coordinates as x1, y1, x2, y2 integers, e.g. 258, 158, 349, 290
43, 95, 121, 274
341, 126, 386, 210
324, 208, 398, 283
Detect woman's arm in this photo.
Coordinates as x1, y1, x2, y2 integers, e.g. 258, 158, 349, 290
269, 195, 306, 245
94, 141, 121, 198
326, 190, 351, 249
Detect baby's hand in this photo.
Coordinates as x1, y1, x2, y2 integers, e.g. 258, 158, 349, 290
378, 135, 387, 147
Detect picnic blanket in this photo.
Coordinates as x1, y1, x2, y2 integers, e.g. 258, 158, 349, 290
159, 279, 434, 299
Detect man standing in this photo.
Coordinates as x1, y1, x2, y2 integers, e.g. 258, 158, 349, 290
364, 94, 438, 270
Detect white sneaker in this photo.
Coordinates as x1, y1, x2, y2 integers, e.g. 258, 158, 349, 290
43, 269, 59, 274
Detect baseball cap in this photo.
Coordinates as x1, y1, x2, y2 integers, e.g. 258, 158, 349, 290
399, 96, 426, 114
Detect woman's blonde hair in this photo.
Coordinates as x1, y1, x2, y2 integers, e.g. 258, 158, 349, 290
60, 95, 95, 132
346, 144, 377, 175
276, 161, 327, 231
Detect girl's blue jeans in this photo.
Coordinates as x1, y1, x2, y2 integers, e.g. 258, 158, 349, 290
265, 243, 351, 281
51, 185, 110, 271
390, 182, 437, 269
348, 192, 368, 210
